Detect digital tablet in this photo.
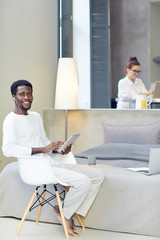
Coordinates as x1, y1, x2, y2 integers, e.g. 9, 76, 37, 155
58, 134, 80, 151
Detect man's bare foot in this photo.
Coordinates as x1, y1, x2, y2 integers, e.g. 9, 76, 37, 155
53, 206, 78, 237
72, 218, 77, 230
53, 205, 76, 229
67, 218, 78, 237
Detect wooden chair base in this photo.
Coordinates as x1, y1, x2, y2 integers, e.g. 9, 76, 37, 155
16, 185, 69, 239
16, 185, 85, 238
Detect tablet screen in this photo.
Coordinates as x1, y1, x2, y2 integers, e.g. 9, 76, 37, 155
58, 134, 80, 151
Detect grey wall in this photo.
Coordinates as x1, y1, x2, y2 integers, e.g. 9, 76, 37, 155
150, 2, 160, 85
0, 0, 58, 170
110, 0, 151, 98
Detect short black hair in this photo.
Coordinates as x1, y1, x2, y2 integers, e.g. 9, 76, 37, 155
10, 80, 33, 96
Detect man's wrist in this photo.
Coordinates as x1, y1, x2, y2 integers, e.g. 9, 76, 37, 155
32, 147, 45, 155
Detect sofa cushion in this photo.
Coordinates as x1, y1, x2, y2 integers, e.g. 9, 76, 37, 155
103, 122, 160, 144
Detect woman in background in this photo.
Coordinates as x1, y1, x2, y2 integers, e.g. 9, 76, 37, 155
117, 57, 153, 109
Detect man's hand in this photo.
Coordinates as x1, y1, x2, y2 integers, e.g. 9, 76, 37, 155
58, 143, 73, 155
44, 141, 64, 153
32, 141, 73, 155
32, 141, 64, 155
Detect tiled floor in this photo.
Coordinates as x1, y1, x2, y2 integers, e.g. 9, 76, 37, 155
1, 217, 160, 240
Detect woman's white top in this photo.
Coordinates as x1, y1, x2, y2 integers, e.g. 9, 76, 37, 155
2, 111, 51, 157
117, 75, 148, 109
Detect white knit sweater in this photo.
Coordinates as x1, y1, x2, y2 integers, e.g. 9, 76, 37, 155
2, 111, 51, 157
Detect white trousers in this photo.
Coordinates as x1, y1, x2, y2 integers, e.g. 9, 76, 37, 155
49, 153, 104, 219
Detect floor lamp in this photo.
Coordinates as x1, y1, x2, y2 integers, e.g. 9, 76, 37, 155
55, 58, 79, 141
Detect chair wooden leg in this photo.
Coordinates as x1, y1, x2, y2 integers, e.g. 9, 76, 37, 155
56, 190, 69, 239
36, 186, 46, 224
75, 213, 85, 229
64, 187, 85, 229
16, 189, 38, 235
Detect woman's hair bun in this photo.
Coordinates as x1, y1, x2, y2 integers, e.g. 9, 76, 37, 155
129, 57, 138, 62
125, 56, 140, 71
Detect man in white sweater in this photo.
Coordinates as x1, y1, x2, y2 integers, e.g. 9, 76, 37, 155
2, 80, 104, 237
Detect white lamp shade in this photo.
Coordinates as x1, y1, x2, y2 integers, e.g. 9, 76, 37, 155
55, 58, 79, 109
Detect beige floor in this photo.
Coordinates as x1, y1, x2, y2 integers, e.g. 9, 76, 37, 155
1, 217, 160, 240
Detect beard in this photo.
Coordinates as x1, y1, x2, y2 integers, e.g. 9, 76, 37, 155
21, 104, 31, 111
